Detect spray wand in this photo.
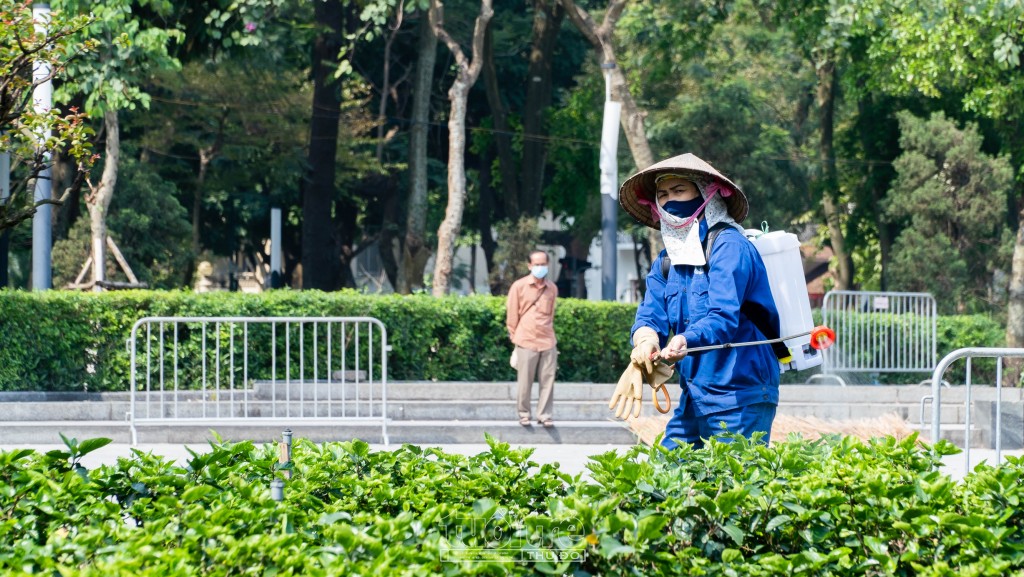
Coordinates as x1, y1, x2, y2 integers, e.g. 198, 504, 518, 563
645, 325, 836, 414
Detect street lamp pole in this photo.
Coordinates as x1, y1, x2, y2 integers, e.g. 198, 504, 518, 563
31, 2, 52, 290
599, 62, 620, 301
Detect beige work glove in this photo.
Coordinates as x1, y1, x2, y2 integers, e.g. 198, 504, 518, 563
630, 327, 661, 375
609, 360, 676, 419
609, 363, 645, 419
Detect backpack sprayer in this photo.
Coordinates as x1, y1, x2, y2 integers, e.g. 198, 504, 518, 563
632, 223, 837, 415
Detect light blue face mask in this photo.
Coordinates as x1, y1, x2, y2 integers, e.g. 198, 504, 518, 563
531, 265, 549, 279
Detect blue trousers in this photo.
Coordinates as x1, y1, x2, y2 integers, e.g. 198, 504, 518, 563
660, 392, 776, 450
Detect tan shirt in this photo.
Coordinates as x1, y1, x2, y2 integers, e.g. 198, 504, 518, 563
506, 274, 557, 351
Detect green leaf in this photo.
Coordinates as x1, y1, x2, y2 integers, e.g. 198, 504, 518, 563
636, 514, 669, 542
720, 523, 745, 546
721, 548, 742, 563
766, 514, 791, 532
182, 485, 216, 502
864, 536, 888, 556
76, 437, 113, 456
598, 535, 635, 557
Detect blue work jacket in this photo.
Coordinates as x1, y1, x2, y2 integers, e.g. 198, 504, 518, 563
631, 226, 781, 416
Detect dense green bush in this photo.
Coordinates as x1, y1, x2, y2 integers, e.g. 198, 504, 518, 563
2, 433, 1024, 575
0, 290, 637, 391
0, 290, 1005, 391
831, 313, 1006, 385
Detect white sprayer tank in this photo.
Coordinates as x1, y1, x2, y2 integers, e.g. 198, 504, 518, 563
745, 230, 823, 372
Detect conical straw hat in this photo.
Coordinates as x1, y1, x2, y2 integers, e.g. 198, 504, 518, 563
618, 153, 749, 229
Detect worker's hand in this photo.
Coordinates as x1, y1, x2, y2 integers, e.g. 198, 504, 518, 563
648, 361, 676, 387
630, 327, 661, 375
609, 363, 644, 419
661, 335, 688, 364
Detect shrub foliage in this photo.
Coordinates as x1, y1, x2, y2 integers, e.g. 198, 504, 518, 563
0, 290, 638, 391
0, 290, 1004, 391
2, 433, 1023, 575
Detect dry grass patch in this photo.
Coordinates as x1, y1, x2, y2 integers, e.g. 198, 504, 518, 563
628, 412, 915, 447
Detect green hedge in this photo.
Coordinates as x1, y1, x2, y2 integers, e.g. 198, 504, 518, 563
0, 290, 1006, 392
827, 312, 1007, 385
0, 290, 638, 392
2, 433, 1023, 575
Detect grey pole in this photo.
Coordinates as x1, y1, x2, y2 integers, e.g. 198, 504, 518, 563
270, 479, 284, 502
599, 62, 621, 301
1, 144, 9, 287
270, 207, 282, 288
31, 3, 52, 290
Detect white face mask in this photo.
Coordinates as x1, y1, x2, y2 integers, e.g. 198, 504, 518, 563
531, 265, 549, 279
657, 205, 706, 266
657, 184, 739, 265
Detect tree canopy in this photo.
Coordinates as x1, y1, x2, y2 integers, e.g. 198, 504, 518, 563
1, 0, 1022, 323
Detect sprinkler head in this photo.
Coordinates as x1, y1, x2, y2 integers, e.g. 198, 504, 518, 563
810, 325, 836, 350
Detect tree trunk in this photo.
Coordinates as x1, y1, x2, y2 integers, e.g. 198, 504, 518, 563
559, 0, 661, 259
482, 25, 519, 219
337, 195, 359, 288
398, 12, 438, 294
378, 182, 401, 291
856, 96, 893, 290
192, 113, 226, 261
478, 146, 498, 294
520, 0, 564, 216
88, 110, 120, 291
430, 0, 493, 297
303, 0, 344, 291
1007, 210, 1024, 387
376, 3, 404, 163
816, 60, 853, 290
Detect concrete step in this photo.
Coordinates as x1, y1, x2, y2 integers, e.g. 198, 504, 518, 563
777, 402, 967, 425
0, 400, 133, 421
0, 398, 639, 422
915, 424, 986, 448
0, 420, 638, 446
780, 383, 1024, 404
4, 383, 1018, 404
250, 381, 617, 402
0, 396, 973, 424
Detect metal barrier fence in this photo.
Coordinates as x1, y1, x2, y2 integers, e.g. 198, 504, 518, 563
926, 348, 1024, 471
128, 316, 389, 445
818, 290, 936, 386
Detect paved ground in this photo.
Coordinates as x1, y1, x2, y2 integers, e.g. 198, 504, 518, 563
0, 443, 632, 480
2, 442, 1021, 482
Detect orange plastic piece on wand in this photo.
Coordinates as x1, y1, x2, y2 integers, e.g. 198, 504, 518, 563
810, 325, 836, 350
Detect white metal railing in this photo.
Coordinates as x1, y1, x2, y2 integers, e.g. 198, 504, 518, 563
820, 290, 936, 386
128, 316, 389, 445
927, 347, 1024, 471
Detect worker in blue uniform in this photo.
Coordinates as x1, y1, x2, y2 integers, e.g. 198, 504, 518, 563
615, 153, 782, 449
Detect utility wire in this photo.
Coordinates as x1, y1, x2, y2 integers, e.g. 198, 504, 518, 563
145, 93, 898, 167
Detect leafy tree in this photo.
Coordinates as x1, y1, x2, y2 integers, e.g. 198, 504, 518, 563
430, 0, 494, 297
641, 1, 810, 231
884, 111, 1012, 313
54, 0, 182, 290
488, 216, 542, 294
558, 0, 672, 265
302, 0, 347, 290
397, 12, 438, 294
133, 61, 314, 286
852, 0, 1024, 372
52, 156, 191, 288
0, 0, 96, 232
764, 0, 861, 289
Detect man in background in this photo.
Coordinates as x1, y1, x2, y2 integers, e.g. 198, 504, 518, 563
506, 250, 558, 427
